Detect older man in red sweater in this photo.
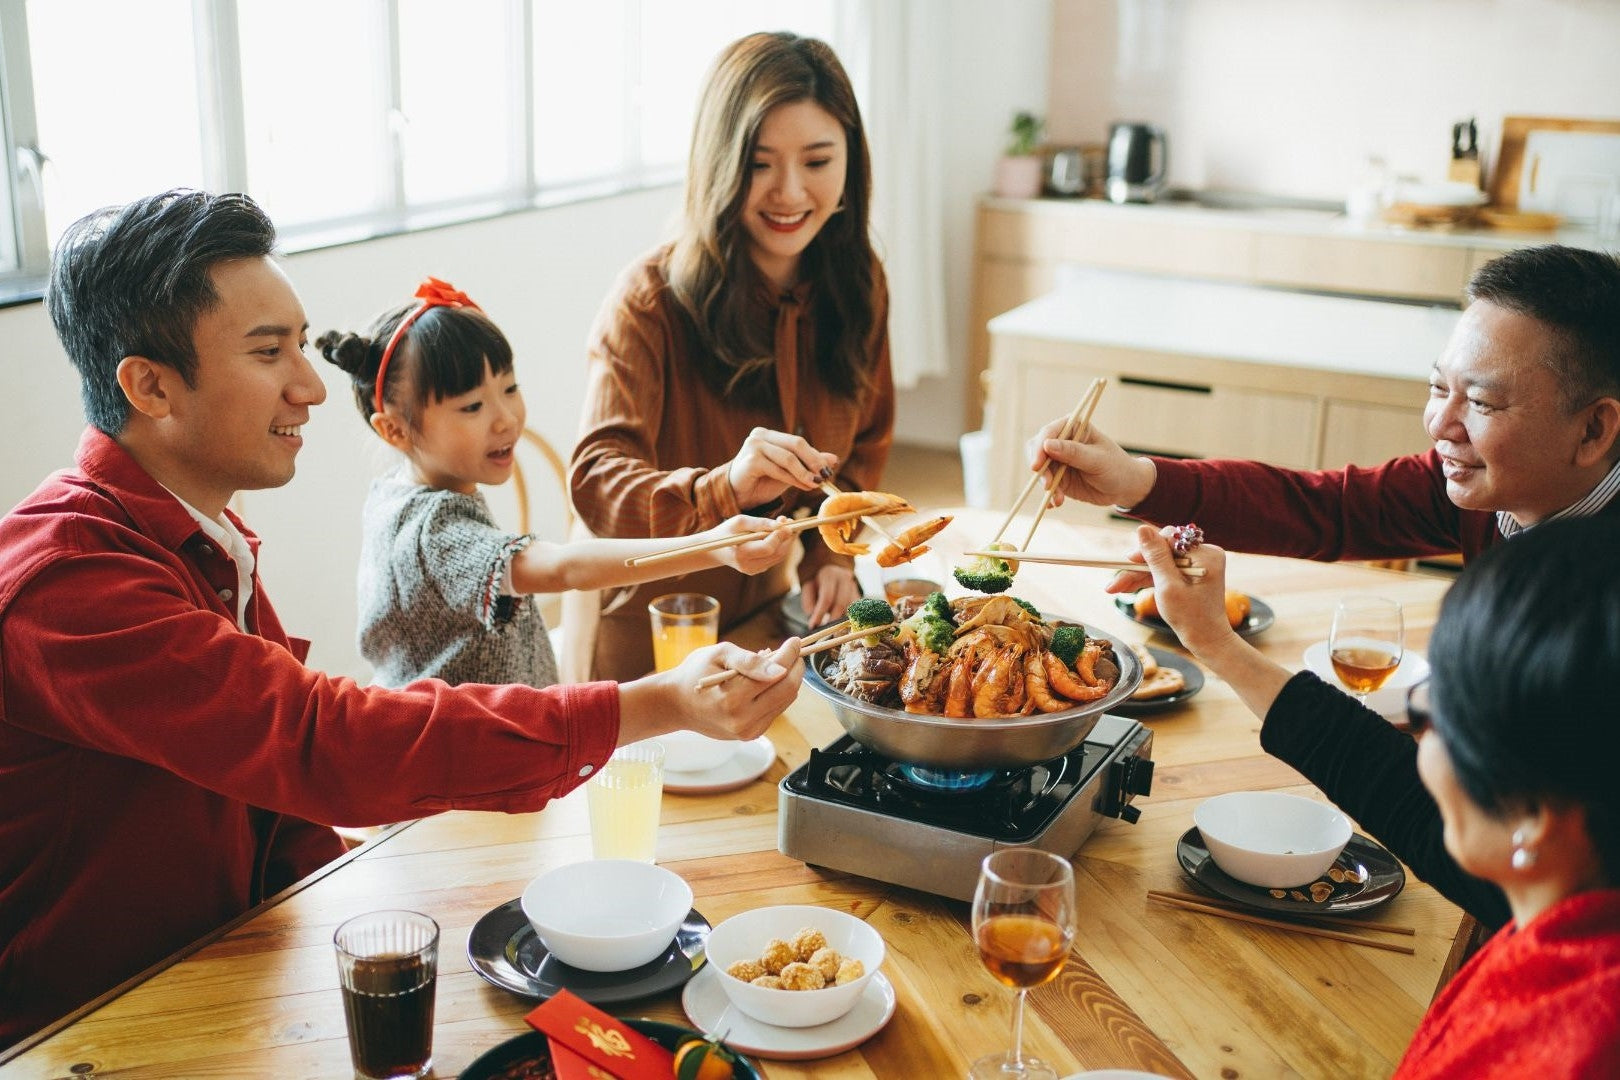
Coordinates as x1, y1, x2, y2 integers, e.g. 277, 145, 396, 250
1032, 245, 1620, 563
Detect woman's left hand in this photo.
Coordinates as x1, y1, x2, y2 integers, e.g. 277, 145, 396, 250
800, 564, 861, 629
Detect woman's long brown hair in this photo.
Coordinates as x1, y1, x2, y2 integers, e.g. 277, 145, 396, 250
664, 32, 877, 409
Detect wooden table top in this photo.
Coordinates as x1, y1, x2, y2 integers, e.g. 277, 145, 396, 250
1, 512, 1460, 1079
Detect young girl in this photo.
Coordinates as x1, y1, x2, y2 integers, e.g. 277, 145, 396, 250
570, 32, 896, 681
319, 278, 795, 689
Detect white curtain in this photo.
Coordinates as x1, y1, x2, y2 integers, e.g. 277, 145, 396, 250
832, 0, 949, 389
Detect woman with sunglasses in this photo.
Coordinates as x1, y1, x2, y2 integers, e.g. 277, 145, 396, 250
1125, 516, 1620, 1077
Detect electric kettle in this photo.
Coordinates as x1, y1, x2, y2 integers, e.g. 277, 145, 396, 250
1106, 123, 1168, 203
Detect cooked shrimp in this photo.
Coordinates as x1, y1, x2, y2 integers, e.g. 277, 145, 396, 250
942, 652, 975, 717
973, 644, 1028, 717
1024, 648, 1075, 712
875, 515, 953, 567
1044, 650, 1111, 702
817, 490, 913, 556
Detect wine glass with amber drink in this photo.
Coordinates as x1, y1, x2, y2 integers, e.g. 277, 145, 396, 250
970, 849, 1077, 1080
1329, 596, 1404, 705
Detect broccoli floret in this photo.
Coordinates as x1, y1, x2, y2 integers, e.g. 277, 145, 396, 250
952, 552, 1014, 593
1012, 597, 1045, 622
922, 590, 954, 623
846, 597, 895, 631
913, 614, 957, 655
1049, 625, 1087, 669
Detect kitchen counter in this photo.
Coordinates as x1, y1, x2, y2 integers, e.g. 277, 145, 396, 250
983, 193, 1613, 254
991, 268, 1460, 382
0, 514, 1465, 1079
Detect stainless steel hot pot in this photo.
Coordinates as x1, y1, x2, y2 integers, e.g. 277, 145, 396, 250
801, 620, 1143, 769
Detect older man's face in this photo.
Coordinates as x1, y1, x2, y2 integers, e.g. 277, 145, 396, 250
1424, 300, 1594, 525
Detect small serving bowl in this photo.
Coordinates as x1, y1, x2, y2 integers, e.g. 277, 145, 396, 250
1193, 792, 1352, 889
520, 860, 692, 972
707, 904, 884, 1028
659, 730, 737, 773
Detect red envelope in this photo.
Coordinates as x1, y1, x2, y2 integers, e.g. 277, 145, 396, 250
526, 990, 674, 1080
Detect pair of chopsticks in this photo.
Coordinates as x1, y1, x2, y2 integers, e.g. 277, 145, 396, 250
693, 621, 898, 689
987, 377, 1109, 553
820, 480, 902, 545
958, 549, 1207, 579
1146, 890, 1415, 955
623, 505, 877, 567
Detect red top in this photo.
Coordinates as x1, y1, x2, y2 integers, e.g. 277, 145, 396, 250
1396, 890, 1620, 1078
0, 429, 619, 1048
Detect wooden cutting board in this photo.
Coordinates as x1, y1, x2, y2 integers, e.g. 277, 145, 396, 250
1491, 115, 1620, 210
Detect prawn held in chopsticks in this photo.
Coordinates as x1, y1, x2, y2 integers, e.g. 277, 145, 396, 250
874, 514, 954, 567
816, 489, 914, 556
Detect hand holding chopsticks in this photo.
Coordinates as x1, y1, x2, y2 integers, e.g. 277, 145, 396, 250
959, 549, 1206, 579
694, 621, 898, 689
987, 377, 1109, 550
1146, 890, 1415, 954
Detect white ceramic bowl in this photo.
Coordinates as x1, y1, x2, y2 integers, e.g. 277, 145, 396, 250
1193, 792, 1353, 889
1302, 641, 1430, 720
706, 904, 885, 1028
659, 730, 737, 773
520, 860, 692, 972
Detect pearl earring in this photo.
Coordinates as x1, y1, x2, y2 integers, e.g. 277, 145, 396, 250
1511, 827, 1537, 871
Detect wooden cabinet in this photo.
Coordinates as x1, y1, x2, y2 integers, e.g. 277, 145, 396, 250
966, 197, 1538, 431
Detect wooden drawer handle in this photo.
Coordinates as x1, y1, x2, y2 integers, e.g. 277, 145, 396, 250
1119, 375, 1213, 395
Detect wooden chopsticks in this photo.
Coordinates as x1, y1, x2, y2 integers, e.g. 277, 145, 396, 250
987, 377, 1108, 549
623, 506, 876, 567
959, 549, 1206, 578
693, 621, 898, 689
1018, 377, 1108, 552
1146, 890, 1415, 954
819, 481, 901, 544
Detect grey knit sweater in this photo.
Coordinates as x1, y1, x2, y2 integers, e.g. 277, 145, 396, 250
357, 471, 559, 690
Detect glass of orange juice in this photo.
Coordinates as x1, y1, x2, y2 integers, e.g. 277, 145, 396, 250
649, 593, 720, 673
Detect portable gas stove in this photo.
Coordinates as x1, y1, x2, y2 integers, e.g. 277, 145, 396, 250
778, 713, 1154, 901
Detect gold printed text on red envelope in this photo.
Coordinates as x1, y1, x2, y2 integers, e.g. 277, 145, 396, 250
575, 1016, 635, 1059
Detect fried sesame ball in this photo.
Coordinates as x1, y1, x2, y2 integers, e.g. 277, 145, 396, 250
778, 961, 827, 991
808, 946, 842, 980
834, 958, 865, 985
726, 959, 767, 983
790, 926, 828, 961
759, 938, 796, 975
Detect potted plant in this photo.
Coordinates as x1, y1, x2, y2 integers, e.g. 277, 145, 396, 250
993, 110, 1045, 198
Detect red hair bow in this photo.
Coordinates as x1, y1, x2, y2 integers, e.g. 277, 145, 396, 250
373, 277, 484, 415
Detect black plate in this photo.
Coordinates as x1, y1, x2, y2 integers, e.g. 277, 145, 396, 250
1115, 593, 1275, 640
461, 1018, 763, 1080
1112, 645, 1205, 714
1175, 826, 1405, 915
467, 898, 710, 1003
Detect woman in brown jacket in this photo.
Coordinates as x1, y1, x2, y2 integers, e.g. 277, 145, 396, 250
570, 31, 895, 681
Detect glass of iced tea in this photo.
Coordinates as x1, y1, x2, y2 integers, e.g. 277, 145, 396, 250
1329, 596, 1405, 704
649, 592, 720, 673
969, 849, 1076, 1080
587, 740, 666, 862
333, 910, 439, 1080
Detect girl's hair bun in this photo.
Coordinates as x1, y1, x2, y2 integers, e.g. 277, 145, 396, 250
315, 329, 373, 377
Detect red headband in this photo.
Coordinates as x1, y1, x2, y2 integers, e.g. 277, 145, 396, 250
373, 277, 483, 415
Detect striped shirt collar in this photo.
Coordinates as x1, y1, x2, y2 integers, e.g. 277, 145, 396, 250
1497, 456, 1620, 540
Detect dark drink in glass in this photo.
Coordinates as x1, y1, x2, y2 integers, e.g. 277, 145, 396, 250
334, 910, 439, 1080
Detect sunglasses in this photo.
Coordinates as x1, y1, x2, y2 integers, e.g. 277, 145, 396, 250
1405, 678, 1432, 735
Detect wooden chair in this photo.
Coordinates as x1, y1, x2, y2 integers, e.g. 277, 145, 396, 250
1432, 912, 1489, 999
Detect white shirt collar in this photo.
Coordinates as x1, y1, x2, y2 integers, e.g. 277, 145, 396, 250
164, 490, 257, 630
1497, 456, 1620, 540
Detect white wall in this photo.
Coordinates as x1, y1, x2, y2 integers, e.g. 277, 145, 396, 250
1048, 0, 1620, 200
893, 0, 1052, 448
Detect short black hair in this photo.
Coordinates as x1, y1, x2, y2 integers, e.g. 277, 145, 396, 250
45, 189, 278, 434
1467, 244, 1620, 413
1427, 514, 1620, 885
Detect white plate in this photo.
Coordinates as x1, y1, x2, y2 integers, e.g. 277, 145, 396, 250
1302, 641, 1429, 721
681, 965, 896, 1060
662, 735, 776, 795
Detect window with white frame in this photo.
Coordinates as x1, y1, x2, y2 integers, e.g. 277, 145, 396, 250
0, 0, 838, 295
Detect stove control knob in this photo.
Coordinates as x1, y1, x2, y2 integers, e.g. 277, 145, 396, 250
1119, 756, 1154, 797
1119, 803, 1142, 824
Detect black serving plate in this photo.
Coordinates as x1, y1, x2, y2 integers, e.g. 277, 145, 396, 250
1116, 593, 1275, 640
461, 1018, 762, 1080
467, 898, 709, 1004
1175, 826, 1405, 915
1112, 645, 1205, 714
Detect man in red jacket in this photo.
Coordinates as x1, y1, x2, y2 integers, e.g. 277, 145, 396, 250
0, 190, 802, 1050
1030, 244, 1620, 564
